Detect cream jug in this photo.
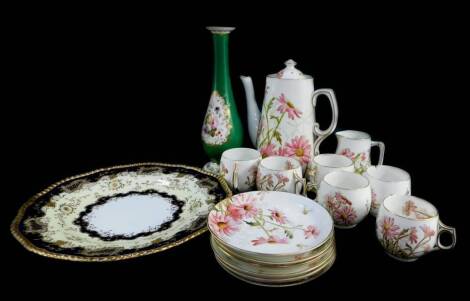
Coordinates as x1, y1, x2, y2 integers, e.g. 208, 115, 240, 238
241, 59, 338, 170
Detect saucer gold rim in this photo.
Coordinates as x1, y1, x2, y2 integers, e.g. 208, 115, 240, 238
213, 245, 336, 280
211, 233, 335, 267
214, 248, 336, 286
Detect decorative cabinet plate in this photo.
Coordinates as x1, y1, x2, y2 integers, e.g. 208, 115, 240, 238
11, 163, 231, 261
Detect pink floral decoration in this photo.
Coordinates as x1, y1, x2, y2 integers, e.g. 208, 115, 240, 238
285, 136, 311, 164
403, 200, 418, 216
326, 195, 340, 210
304, 225, 320, 239
334, 206, 357, 225
360, 152, 367, 161
270, 209, 287, 224
208, 211, 239, 236
277, 147, 289, 157
230, 194, 258, 219
275, 173, 289, 185
260, 143, 277, 158
409, 227, 418, 244
420, 225, 436, 238
227, 204, 243, 221
335, 192, 352, 206
276, 93, 302, 120
251, 235, 289, 246
371, 189, 379, 209
340, 148, 355, 160
380, 216, 400, 239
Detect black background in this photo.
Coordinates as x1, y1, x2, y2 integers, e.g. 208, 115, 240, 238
3, 3, 467, 296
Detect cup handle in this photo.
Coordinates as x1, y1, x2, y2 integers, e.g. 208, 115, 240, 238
434, 220, 457, 250
305, 165, 317, 193
311, 89, 338, 156
294, 173, 307, 196
232, 163, 239, 192
371, 141, 385, 165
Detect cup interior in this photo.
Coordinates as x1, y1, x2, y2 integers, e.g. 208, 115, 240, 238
222, 148, 261, 161
336, 130, 370, 140
367, 165, 410, 182
314, 154, 353, 168
324, 171, 369, 190
260, 156, 300, 171
383, 195, 437, 220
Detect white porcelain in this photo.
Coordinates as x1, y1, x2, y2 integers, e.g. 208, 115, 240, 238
220, 148, 262, 192
376, 195, 456, 262
241, 59, 338, 170
256, 156, 305, 195
335, 130, 385, 174
307, 154, 354, 191
207, 191, 334, 260
365, 165, 411, 216
317, 171, 371, 229
211, 235, 335, 277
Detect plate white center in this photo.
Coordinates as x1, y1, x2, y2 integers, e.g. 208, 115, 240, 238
84, 193, 178, 238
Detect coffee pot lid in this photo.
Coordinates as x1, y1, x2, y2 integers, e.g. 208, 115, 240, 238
269, 59, 312, 80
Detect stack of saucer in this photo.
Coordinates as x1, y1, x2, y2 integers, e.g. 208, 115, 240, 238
208, 191, 335, 287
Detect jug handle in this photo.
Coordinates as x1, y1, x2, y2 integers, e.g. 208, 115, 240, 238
312, 89, 338, 156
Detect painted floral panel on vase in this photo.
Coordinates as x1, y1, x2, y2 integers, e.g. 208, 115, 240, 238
202, 91, 232, 146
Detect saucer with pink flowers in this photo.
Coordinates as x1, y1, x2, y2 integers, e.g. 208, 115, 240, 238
208, 191, 333, 255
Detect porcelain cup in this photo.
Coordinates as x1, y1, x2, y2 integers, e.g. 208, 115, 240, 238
376, 195, 456, 262
256, 156, 305, 195
306, 154, 354, 192
365, 165, 411, 216
220, 148, 261, 192
317, 171, 371, 229
335, 130, 385, 174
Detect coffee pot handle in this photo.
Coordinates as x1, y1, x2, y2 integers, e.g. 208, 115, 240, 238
312, 89, 338, 156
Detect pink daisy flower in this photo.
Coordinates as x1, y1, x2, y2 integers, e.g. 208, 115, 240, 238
276, 93, 302, 120
208, 211, 239, 236
260, 143, 277, 158
304, 225, 320, 239
380, 217, 400, 239
334, 206, 357, 225
227, 204, 243, 221
270, 209, 287, 224
231, 194, 258, 219
285, 136, 311, 164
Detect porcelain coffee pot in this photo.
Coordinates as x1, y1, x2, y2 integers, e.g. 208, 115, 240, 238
241, 59, 338, 170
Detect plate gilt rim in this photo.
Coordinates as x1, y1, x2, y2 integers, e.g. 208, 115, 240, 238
10, 162, 232, 262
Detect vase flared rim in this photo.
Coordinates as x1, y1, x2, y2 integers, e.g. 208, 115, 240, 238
207, 26, 235, 34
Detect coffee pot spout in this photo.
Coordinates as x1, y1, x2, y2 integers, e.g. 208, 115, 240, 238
240, 75, 260, 146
